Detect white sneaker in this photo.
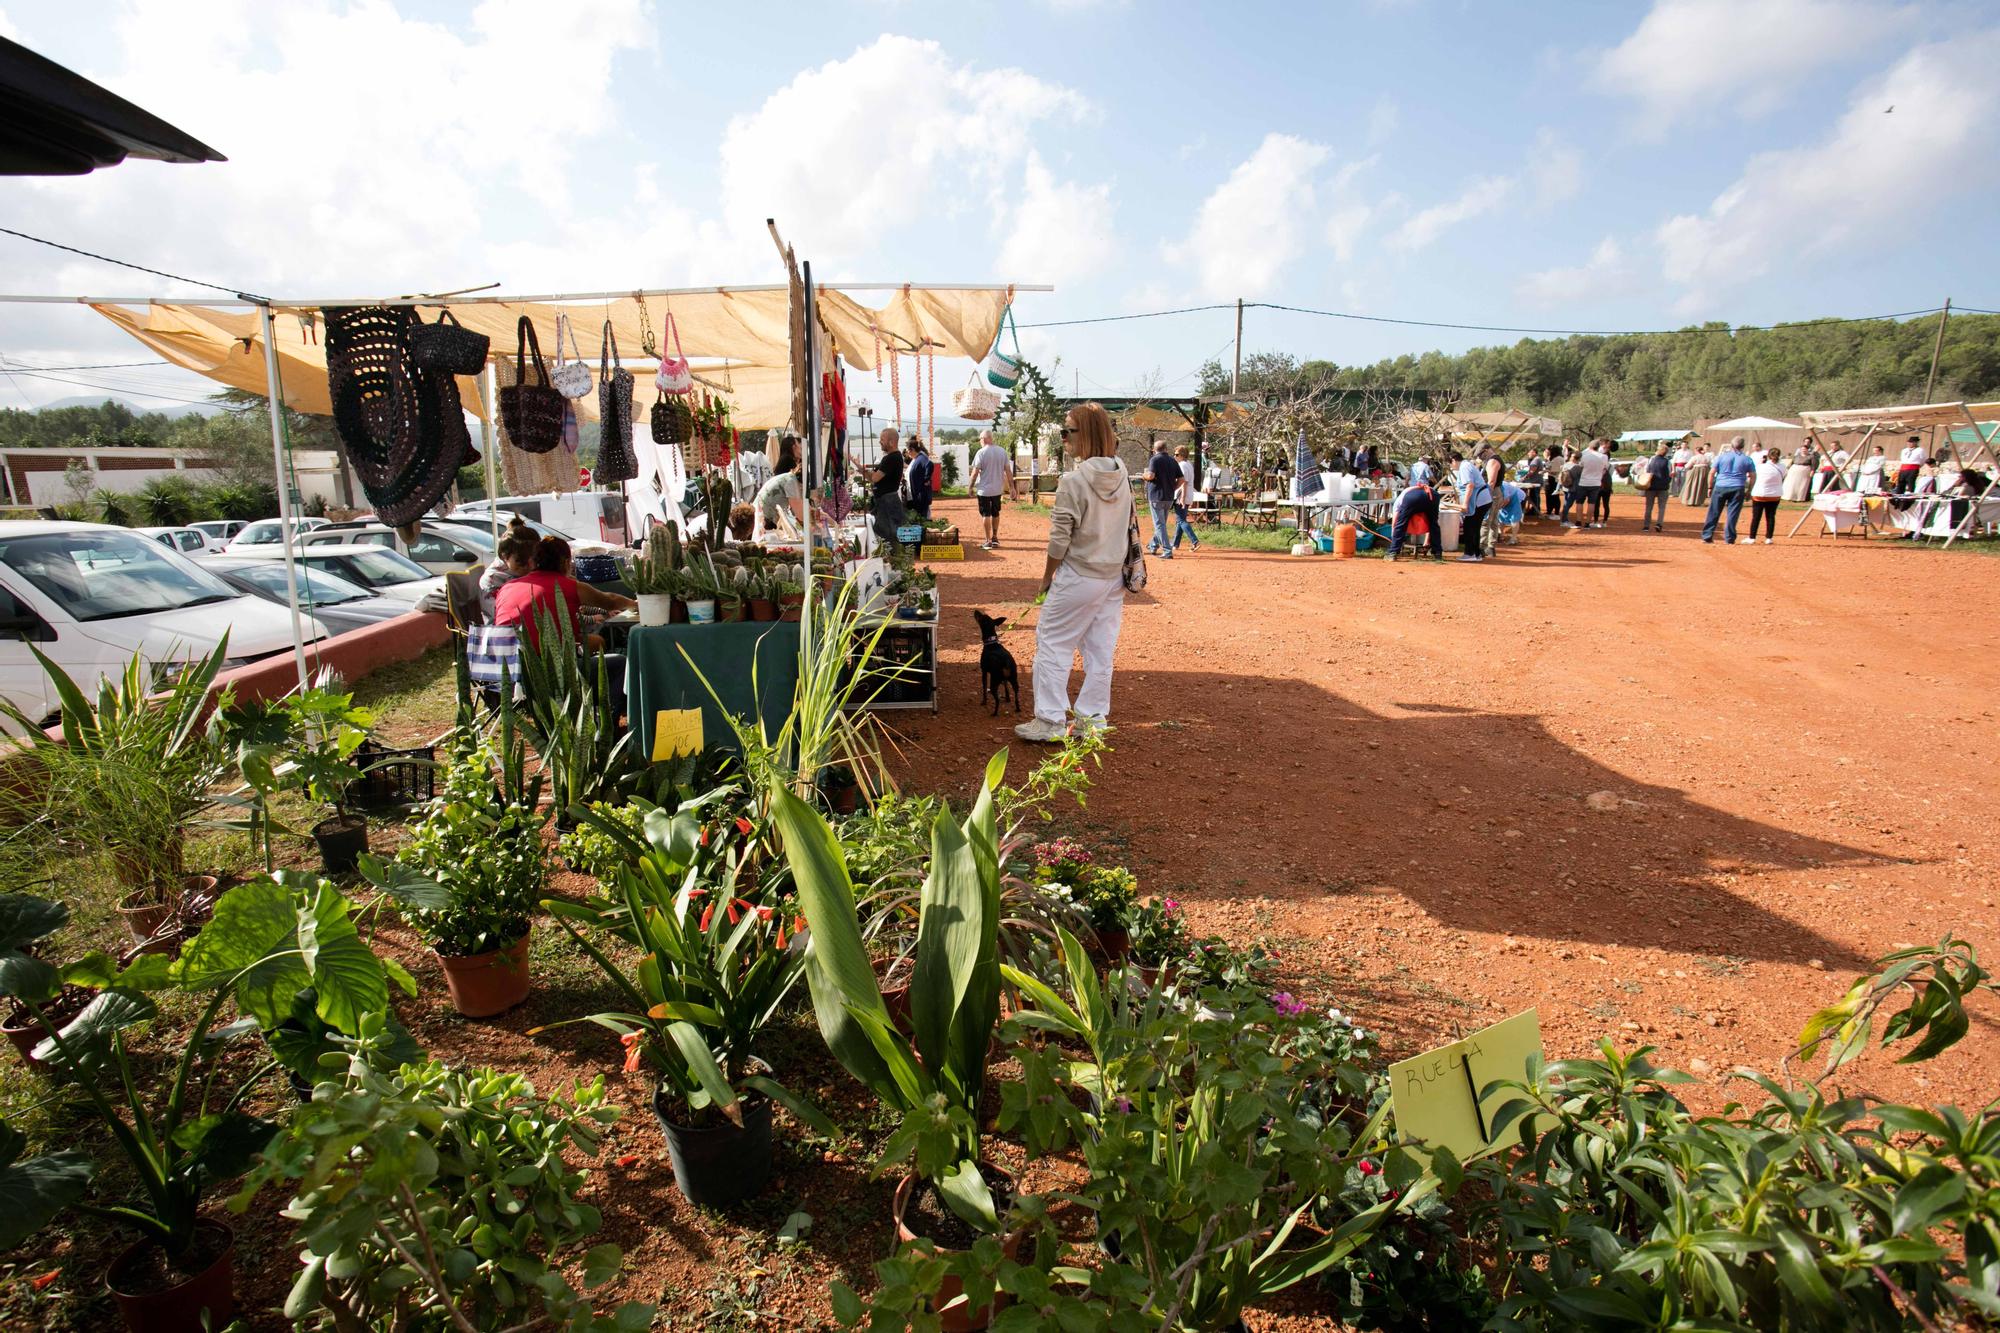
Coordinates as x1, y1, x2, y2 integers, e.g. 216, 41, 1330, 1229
1014, 717, 1067, 743
1763, 538, 1773, 545
1456, 554, 1482, 562
1738, 537, 1755, 545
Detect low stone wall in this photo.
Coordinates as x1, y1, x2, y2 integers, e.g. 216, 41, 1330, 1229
208, 610, 450, 707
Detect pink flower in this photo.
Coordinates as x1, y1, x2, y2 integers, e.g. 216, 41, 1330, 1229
1271, 993, 1307, 1017
1163, 898, 1179, 914
619, 1031, 644, 1074
1357, 1159, 1379, 1176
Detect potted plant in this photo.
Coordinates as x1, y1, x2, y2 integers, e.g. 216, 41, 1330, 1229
774, 563, 807, 622
1029, 837, 1136, 963
375, 733, 544, 1017
1126, 896, 1192, 988
747, 562, 780, 621
683, 554, 719, 624
628, 526, 680, 626
539, 796, 833, 1208
4, 875, 413, 1333
774, 753, 1030, 1331
515, 607, 637, 822
223, 681, 377, 875
242, 1015, 652, 1332
717, 563, 750, 622
1, 644, 229, 950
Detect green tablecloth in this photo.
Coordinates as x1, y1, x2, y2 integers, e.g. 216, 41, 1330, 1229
624, 621, 799, 758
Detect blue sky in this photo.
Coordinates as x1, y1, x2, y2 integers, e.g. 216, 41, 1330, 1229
0, 0, 1995, 412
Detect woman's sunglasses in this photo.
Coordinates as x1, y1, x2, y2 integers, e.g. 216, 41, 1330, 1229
1059, 425, 1077, 436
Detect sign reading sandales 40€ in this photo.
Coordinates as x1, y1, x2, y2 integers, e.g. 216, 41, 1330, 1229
1387, 1009, 1549, 1161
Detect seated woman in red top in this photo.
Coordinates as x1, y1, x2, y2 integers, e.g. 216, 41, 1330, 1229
494, 536, 633, 650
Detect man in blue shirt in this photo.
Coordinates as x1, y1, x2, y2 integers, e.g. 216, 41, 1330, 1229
1703, 435, 1755, 544
1144, 439, 1183, 558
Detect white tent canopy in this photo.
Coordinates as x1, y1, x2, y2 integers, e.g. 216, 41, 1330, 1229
1788, 400, 2000, 546
1706, 415, 1796, 432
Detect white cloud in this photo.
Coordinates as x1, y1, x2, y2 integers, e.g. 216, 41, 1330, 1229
1590, 0, 1910, 132
1517, 237, 1635, 308
995, 151, 1115, 286
1388, 175, 1514, 252
0, 8, 19, 41
716, 35, 1091, 270
1655, 32, 2000, 309
1325, 205, 1373, 263
1162, 133, 1329, 299
1365, 98, 1399, 146
1527, 129, 1581, 205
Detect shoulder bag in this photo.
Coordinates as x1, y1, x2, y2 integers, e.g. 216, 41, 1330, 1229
409, 308, 489, 375
597, 319, 638, 484
1121, 492, 1148, 593
985, 305, 1022, 390
497, 316, 565, 454
549, 312, 593, 399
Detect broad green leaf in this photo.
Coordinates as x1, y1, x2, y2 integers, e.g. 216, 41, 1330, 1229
172, 1112, 278, 1185
0, 954, 57, 1005
298, 887, 388, 1035
0, 894, 65, 952
1891, 1165, 1967, 1237
912, 809, 980, 1083
580, 1243, 622, 1289
665, 1022, 738, 1121
0, 1144, 93, 1249
33, 987, 155, 1073
937, 1157, 999, 1233
357, 854, 453, 912
173, 879, 308, 1026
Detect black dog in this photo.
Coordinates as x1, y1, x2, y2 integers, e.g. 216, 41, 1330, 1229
972, 610, 1020, 715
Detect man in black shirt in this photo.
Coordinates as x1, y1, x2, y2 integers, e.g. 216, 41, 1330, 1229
1144, 439, 1182, 558
870, 429, 908, 551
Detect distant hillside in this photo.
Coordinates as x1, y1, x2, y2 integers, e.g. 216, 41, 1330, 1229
1200, 311, 2000, 437
32, 395, 219, 419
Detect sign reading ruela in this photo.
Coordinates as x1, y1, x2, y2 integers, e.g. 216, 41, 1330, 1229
1387, 1009, 1547, 1161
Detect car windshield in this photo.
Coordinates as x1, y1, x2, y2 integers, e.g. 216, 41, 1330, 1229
229, 563, 371, 606
0, 531, 240, 622
315, 549, 431, 588
450, 513, 556, 540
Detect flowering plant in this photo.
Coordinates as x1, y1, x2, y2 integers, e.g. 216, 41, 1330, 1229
391, 735, 543, 958
1126, 897, 1191, 964
1031, 838, 1137, 932
536, 794, 830, 1134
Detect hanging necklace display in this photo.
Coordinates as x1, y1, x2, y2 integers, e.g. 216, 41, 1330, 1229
549, 311, 593, 398
323, 304, 472, 528
596, 318, 637, 484
497, 315, 566, 453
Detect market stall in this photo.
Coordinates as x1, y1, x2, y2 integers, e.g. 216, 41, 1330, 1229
1788, 401, 2000, 545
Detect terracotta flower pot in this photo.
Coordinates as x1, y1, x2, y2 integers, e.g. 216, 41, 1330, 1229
777, 593, 805, 622
106, 1219, 235, 1333
892, 1168, 1028, 1332
1092, 926, 1131, 966
873, 955, 915, 1037
718, 597, 747, 623
748, 597, 778, 622
436, 932, 532, 1018
3, 985, 88, 1076
116, 891, 175, 950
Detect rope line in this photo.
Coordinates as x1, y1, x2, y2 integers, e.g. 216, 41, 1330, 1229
0, 226, 254, 298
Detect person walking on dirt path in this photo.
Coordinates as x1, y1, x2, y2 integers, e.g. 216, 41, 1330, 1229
1017, 402, 1135, 744
971, 429, 1012, 551
869, 430, 909, 553
905, 440, 935, 520
1748, 448, 1785, 544
1144, 438, 1182, 559
1171, 445, 1202, 552
1454, 451, 1491, 562
1639, 442, 1672, 531
1577, 439, 1611, 527
1703, 435, 1755, 545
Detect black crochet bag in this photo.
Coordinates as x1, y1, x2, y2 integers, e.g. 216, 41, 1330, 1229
409, 309, 489, 376
498, 316, 565, 454
324, 305, 471, 527
596, 319, 637, 484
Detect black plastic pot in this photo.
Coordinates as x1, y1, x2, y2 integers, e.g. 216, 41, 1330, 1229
653, 1085, 772, 1208
312, 815, 368, 875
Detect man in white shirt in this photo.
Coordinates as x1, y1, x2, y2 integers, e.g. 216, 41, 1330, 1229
1897, 435, 1928, 493
1577, 439, 1611, 527
970, 429, 1013, 550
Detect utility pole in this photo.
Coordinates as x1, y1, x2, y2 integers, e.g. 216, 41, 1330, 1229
1921, 297, 1952, 404
1232, 298, 1243, 394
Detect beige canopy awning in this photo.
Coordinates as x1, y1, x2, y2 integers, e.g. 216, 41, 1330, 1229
92, 284, 1016, 431
1798, 401, 2000, 432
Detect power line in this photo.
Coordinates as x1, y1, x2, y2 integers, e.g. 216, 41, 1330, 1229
0, 367, 222, 408
0, 357, 173, 371
1016, 303, 1237, 329
0, 226, 253, 298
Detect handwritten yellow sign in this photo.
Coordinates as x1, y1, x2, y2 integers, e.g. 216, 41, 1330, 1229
1388, 1008, 1545, 1161
650, 708, 704, 762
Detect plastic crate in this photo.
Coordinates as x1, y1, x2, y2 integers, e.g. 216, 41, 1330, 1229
895, 524, 925, 544
346, 740, 437, 812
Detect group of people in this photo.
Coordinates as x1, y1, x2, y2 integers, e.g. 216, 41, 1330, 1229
1384, 446, 1530, 562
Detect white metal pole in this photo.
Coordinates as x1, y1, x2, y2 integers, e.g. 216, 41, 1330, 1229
482, 362, 501, 545
255, 302, 313, 694
801, 261, 818, 700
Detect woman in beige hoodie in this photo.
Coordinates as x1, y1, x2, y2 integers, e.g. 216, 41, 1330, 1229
1015, 403, 1136, 743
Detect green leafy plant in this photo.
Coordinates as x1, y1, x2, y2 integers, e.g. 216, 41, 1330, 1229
1028, 837, 1135, 934
518, 606, 637, 818
242, 1014, 651, 1333
380, 733, 543, 957
0, 642, 230, 903
773, 751, 1011, 1233
557, 799, 651, 882
220, 679, 375, 870
1, 875, 413, 1267
538, 794, 832, 1134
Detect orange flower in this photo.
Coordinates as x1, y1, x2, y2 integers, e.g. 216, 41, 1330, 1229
620, 1030, 644, 1073
755, 905, 774, 922
31, 1271, 59, 1291
735, 816, 753, 837
699, 902, 715, 931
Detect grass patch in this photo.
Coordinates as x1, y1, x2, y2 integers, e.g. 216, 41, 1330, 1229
1179, 525, 1295, 552
350, 645, 459, 744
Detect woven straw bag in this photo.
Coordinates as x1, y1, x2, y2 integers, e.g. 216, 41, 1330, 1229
498, 316, 566, 454
596, 319, 637, 484
324, 305, 471, 526
985, 306, 1022, 390
409, 309, 489, 376
951, 370, 999, 421
654, 311, 693, 395
550, 312, 593, 399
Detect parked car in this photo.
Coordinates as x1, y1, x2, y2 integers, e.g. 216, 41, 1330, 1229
0, 522, 327, 728
200, 557, 419, 637
301, 520, 494, 575
440, 510, 629, 559
135, 525, 213, 556
190, 519, 246, 547
451, 492, 629, 548
222, 516, 331, 554
221, 543, 445, 606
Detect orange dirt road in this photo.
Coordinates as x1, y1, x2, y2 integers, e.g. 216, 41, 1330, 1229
900, 496, 2000, 1111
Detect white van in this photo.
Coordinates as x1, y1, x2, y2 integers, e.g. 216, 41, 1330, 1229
0, 522, 326, 728
452, 493, 629, 549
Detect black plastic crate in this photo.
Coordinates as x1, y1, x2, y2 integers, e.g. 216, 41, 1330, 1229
346, 740, 437, 812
